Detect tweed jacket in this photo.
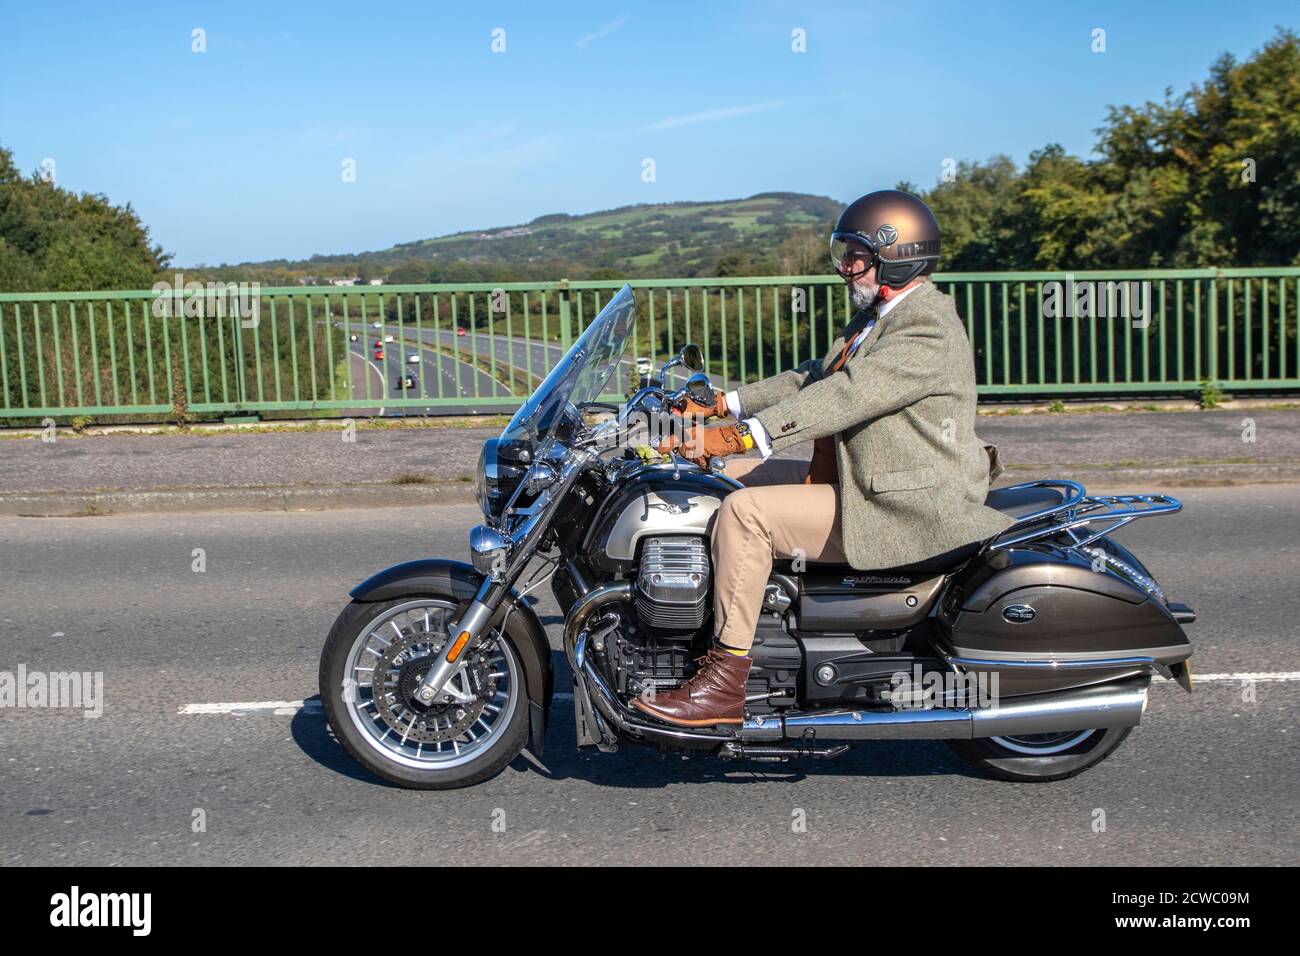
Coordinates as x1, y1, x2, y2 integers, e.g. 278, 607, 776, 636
737, 281, 1013, 569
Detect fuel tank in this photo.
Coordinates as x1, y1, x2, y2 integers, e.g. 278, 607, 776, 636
583, 465, 736, 572
939, 540, 1192, 695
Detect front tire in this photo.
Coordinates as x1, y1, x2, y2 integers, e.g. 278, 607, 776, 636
945, 727, 1133, 782
319, 596, 529, 790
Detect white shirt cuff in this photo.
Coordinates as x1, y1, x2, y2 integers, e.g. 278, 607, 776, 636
744, 417, 773, 459
725, 390, 744, 419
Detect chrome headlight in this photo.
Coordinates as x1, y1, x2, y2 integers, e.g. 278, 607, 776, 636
476, 437, 527, 519
469, 525, 509, 578
475, 442, 492, 514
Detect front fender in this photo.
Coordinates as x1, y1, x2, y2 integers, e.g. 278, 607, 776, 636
350, 559, 554, 757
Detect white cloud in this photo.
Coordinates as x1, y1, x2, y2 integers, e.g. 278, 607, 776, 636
639, 100, 786, 132
576, 16, 627, 50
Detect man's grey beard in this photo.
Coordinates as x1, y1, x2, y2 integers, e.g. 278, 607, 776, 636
849, 281, 879, 311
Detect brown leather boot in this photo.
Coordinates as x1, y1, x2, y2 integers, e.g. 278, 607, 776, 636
632, 646, 751, 726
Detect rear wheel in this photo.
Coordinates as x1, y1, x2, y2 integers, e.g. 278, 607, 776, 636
945, 726, 1133, 782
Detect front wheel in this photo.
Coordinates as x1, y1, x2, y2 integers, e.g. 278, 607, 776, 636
945, 727, 1133, 782
319, 596, 529, 789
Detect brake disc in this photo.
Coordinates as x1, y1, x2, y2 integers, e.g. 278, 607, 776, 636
371, 631, 498, 744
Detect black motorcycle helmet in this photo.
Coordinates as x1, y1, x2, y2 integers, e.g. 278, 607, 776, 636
830, 189, 941, 288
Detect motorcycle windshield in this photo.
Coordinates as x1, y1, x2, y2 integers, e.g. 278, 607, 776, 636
501, 284, 636, 444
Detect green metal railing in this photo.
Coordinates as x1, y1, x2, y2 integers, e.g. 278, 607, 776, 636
2, 268, 1298, 423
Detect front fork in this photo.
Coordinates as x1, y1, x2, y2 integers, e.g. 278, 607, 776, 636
413, 577, 507, 705
417, 451, 582, 703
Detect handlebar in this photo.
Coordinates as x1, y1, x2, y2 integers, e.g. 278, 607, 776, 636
574, 374, 726, 479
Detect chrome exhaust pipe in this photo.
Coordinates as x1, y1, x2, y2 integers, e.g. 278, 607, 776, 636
578, 633, 728, 745
970, 679, 1149, 738
562, 581, 633, 673
565, 585, 1148, 746
562, 581, 728, 746
741, 679, 1149, 742
744, 707, 970, 741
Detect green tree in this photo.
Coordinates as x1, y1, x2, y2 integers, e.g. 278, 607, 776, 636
0, 143, 169, 292
925, 155, 1033, 270
922, 28, 1300, 270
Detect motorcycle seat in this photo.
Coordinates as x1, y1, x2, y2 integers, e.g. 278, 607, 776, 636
774, 539, 984, 579
770, 486, 1066, 580
984, 483, 1068, 518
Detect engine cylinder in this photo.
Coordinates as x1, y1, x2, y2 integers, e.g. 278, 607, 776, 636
634, 536, 710, 633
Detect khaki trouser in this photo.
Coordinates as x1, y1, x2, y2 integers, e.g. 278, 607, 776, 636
710, 456, 845, 650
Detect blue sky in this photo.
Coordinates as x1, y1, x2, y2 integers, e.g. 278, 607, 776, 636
1, 1, 1295, 266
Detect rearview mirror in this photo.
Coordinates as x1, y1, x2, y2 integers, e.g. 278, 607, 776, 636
658, 343, 705, 383
684, 372, 714, 407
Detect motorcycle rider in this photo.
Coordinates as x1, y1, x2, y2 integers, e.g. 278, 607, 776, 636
634, 189, 1012, 727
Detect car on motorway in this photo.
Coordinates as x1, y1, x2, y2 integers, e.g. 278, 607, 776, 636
384, 334, 395, 343
372, 321, 382, 329
398, 374, 417, 389
407, 353, 420, 364
349, 333, 359, 342
374, 347, 384, 360
457, 327, 467, 337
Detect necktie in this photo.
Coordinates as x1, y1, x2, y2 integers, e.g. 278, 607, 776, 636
805, 309, 876, 485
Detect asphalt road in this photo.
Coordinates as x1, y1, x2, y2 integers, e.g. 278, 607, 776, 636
407, 324, 729, 401
1, 485, 1296, 866
427, 327, 562, 390
345, 349, 385, 418
346, 334, 502, 410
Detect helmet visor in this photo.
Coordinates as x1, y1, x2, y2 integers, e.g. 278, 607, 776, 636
829, 234, 877, 279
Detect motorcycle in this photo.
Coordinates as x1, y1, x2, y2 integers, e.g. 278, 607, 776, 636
320, 285, 1195, 789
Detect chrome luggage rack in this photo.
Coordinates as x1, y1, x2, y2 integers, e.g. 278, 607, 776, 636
992, 479, 1183, 551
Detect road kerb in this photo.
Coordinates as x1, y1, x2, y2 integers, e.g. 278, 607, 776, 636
3, 461, 1299, 517
0, 480, 479, 517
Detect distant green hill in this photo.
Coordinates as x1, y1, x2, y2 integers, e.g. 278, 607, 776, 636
220, 192, 844, 285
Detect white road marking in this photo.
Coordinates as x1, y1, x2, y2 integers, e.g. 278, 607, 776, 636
1166, 671, 1300, 683
179, 700, 323, 716
349, 347, 387, 416
180, 692, 575, 717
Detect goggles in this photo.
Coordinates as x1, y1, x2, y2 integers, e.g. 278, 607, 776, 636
829, 231, 880, 279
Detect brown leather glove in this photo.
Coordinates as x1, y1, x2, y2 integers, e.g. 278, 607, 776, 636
675, 388, 728, 420
658, 422, 751, 465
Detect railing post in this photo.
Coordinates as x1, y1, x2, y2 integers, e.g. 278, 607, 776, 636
557, 279, 572, 350
232, 312, 247, 407
1208, 274, 1219, 387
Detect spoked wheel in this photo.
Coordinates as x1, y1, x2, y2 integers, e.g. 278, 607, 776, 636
320, 597, 529, 789
945, 726, 1133, 782
989, 730, 1098, 755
